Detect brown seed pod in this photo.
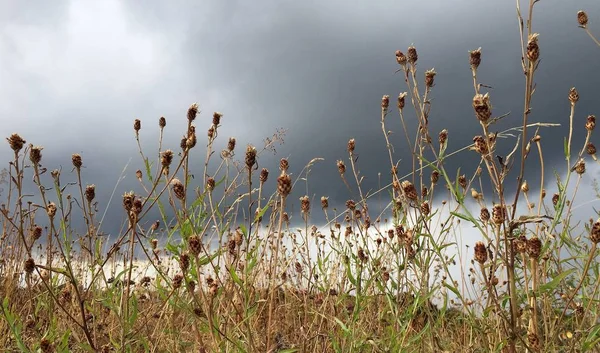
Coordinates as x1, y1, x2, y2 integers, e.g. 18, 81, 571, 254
29, 145, 43, 164
474, 241, 488, 264
347, 138, 356, 154
245, 145, 257, 170
480, 207, 490, 222
337, 160, 346, 174
590, 220, 600, 243
321, 196, 329, 209
568, 87, 579, 105
526, 33, 540, 62
161, 150, 174, 168
187, 103, 198, 122
472, 93, 492, 123
159, 116, 166, 128
586, 115, 596, 131
586, 143, 596, 155
381, 95, 390, 111
7, 133, 26, 152
85, 184, 96, 203
395, 50, 407, 66
171, 179, 186, 200
401, 180, 418, 201
469, 47, 482, 69
134, 119, 141, 133
577, 10, 588, 27
277, 174, 292, 197
72, 154, 83, 169
24, 258, 35, 274
425, 69, 436, 88
260, 168, 269, 183
439, 129, 448, 145
472, 135, 488, 154
407, 46, 418, 65
397, 92, 407, 110
300, 195, 310, 214
527, 237, 542, 259
492, 204, 506, 225
188, 234, 202, 256
212, 112, 222, 125
431, 170, 440, 184
279, 158, 289, 173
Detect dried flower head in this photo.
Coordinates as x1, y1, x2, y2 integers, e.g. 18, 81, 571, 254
346, 199, 356, 210
72, 154, 83, 169
300, 195, 310, 214
227, 137, 236, 152
577, 10, 588, 27
212, 112, 222, 125
552, 193, 560, 206
472, 135, 488, 155
134, 119, 141, 133
159, 116, 166, 128
321, 196, 329, 209
337, 160, 346, 174
458, 175, 467, 189
407, 46, 418, 65
590, 220, 600, 243
260, 168, 269, 183
206, 177, 216, 191
492, 204, 506, 225
29, 145, 43, 164
279, 158, 289, 173
277, 174, 292, 197
527, 237, 542, 259
431, 170, 440, 184
187, 103, 199, 122
47, 202, 57, 218
40, 338, 53, 353
151, 238, 158, 250
526, 33, 540, 62
122, 192, 135, 212
161, 150, 173, 168
573, 159, 586, 175
7, 133, 26, 152
439, 129, 448, 145
179, 253, 190, 272
586, 115, 596, 131
480, 207, 490, 222
397, 92, 407, 110
85, 184, 96, 203
24, 258, 35, 274
171, 179, 186, 200
136, 169, 142, 179
172, 274, 184, 289
586, 143, 597, 155
420, 201, 430, 216
521, 181, 529, 193
425, 69, 436, 88
474, 241, 487, 264
188, 234, 202, 256
568, 87, 579, 105
32, 225, 43, 242
473, 93, 492, 123
469, 47, 482, 69
347, 138, 355, 153
395, 50, 407, 65
245, 145, 257, 170
401, 180, 418, 201
381, 95, 390, 111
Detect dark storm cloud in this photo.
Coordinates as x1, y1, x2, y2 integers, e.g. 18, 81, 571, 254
1, 0, 599, 234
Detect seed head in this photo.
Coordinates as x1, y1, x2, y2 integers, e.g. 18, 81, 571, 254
527, 237, 542, 259
420, 201, 430, 216
136, 170, 142, 179
521, 181, 529, 193
568, 87, 579, 105
133, 119, 141, 133
122, 191, 135, 212
159, 116, 166, 128
188, 234, 202, 256
227, 137, 236, 152
337, 160, 346, 174
515, 235, 527, 253
161, 150, 173, 168
187, 103, 199, 122
72, 154, 83, 169
132, 198, 142, 216
347, 138, 355, 153
32, 226, 43, 242
492, 204, 506, 225
586, 143, 596, 155
300, 195, 310, 214
439, 129, 448, 145
480, 207, 490, 222
260, 168, 269, 183
552, 193, 559, 206
212, 112, 222, 125
179, 253, 190, 272
206, 177, 215, 191
277, 174, 292, 197
245, 145, 257, 170
381, 95, 390, 111
425, 69, 436, 88
586, 115, 596, 131
458, 175, 467, 189
590, 220, 600, 243
40, 338, 53, 353
151, 238, 158, 249
474, 241, 487, 264
526, 33, 540, 62
407, 46, 418, 65
321, 196, 329, 209
7, 133, 26, 152
401, 180, 418, 201
395, 50, 407, 65
29, 145, 43, 165
85, 184, 96, 203
24, 258, 35, 274
577, 10, 588, 27
431, 170, 440, 184
398, 92, 407, 110
469, 47, 482, 69
279, 158, 289, 173
47, 202, 57, 218
171, 179, 186, 200
473, 93, 492, 123
573, 159, 586, 175
472, 135, 488, 155
346, 199, 356, 210
172, 274, 184, 289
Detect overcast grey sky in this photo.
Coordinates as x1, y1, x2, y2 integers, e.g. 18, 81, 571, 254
1, 0, 600, 236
